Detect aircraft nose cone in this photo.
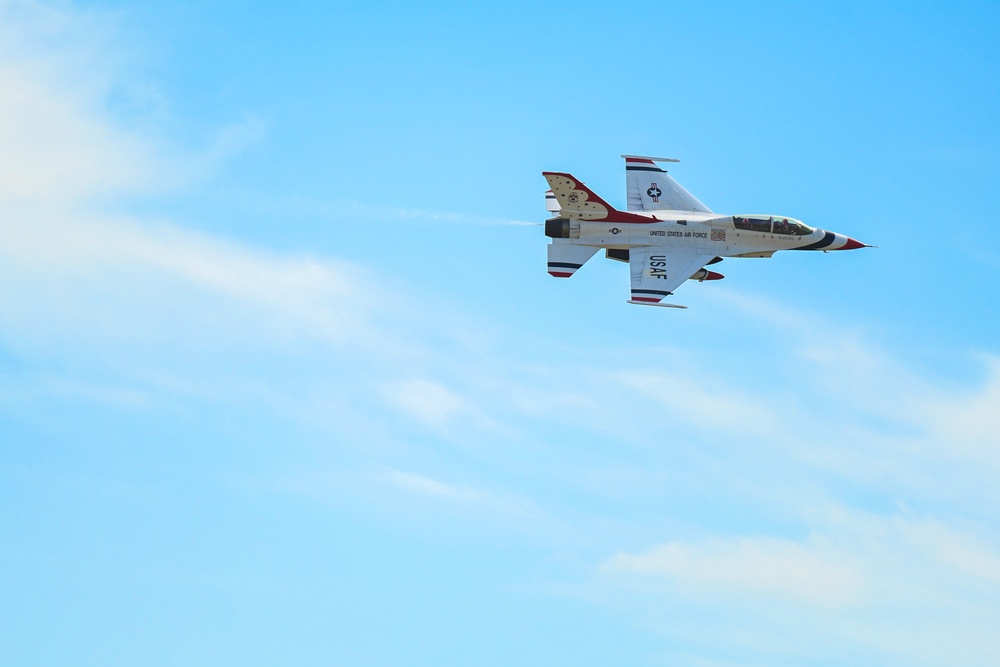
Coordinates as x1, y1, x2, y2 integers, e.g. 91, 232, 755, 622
840, 237, 867, 250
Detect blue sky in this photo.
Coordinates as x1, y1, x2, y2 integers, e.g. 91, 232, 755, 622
2, 1, 1000, 665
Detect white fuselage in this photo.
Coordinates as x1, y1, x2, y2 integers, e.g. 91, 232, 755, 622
562, 210, 854, 256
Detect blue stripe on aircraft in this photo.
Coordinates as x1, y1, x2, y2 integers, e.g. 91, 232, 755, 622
791, 231, 836, 251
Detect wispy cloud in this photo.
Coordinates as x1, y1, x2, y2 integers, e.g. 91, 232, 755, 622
605, 534, 863, 607
382, 378, 481, 430
0, 27, 159, 200
382, 468, 486, 502
615, 369, 789, 440
600, 508, 1000, 665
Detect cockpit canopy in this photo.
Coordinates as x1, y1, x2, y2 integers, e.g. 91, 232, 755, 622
733, 215, 813, 236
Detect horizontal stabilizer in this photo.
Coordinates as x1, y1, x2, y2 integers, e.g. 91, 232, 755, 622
548, 243, 598, 278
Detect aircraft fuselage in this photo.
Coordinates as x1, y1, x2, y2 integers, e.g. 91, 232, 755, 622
545, 212, 863, 258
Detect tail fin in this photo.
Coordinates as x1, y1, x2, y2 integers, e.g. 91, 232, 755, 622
542, 172, 620, 221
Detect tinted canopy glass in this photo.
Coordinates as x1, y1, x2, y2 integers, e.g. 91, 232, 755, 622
733, 215, 812, 236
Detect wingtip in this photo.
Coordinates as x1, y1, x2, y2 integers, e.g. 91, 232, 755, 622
627, 300, 688, 309
621, 154, 681, 163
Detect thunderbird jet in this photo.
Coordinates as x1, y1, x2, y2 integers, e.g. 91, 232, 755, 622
543, 155, 869, 308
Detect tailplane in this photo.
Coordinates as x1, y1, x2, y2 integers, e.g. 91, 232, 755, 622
547, 243, 598, 278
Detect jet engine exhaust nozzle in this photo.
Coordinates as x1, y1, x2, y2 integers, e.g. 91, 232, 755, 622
544, 218, 571, 239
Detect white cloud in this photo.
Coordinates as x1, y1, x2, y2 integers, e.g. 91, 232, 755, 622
0, 1, 267, 203
606, 534, 862, 607
381, 378, 484, 429
382, 468, 486, 502
616, 368, 789, 440
0, 3, 429, 451
0, 205, 379, 357
0, 50, 158, 200
0, 2, 162, 201
602, 510, 1000, 665
568, 294, 1000, 664
0, 371, 149, 409
0, 3, 404, 364
915, 355, 1000, 456
377, 468, 540, 521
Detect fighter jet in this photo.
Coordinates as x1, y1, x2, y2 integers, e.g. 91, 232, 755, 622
543, 155, 869, 308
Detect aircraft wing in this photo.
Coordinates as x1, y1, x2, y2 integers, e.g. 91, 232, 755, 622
628, 247, 715, 307
623, 155, 711, 213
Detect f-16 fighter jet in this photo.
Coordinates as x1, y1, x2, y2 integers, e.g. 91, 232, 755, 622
543, 155, 869, 308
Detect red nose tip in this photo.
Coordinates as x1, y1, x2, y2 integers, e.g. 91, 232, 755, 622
704, 271, 724, 280
841, 237, 866, 250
